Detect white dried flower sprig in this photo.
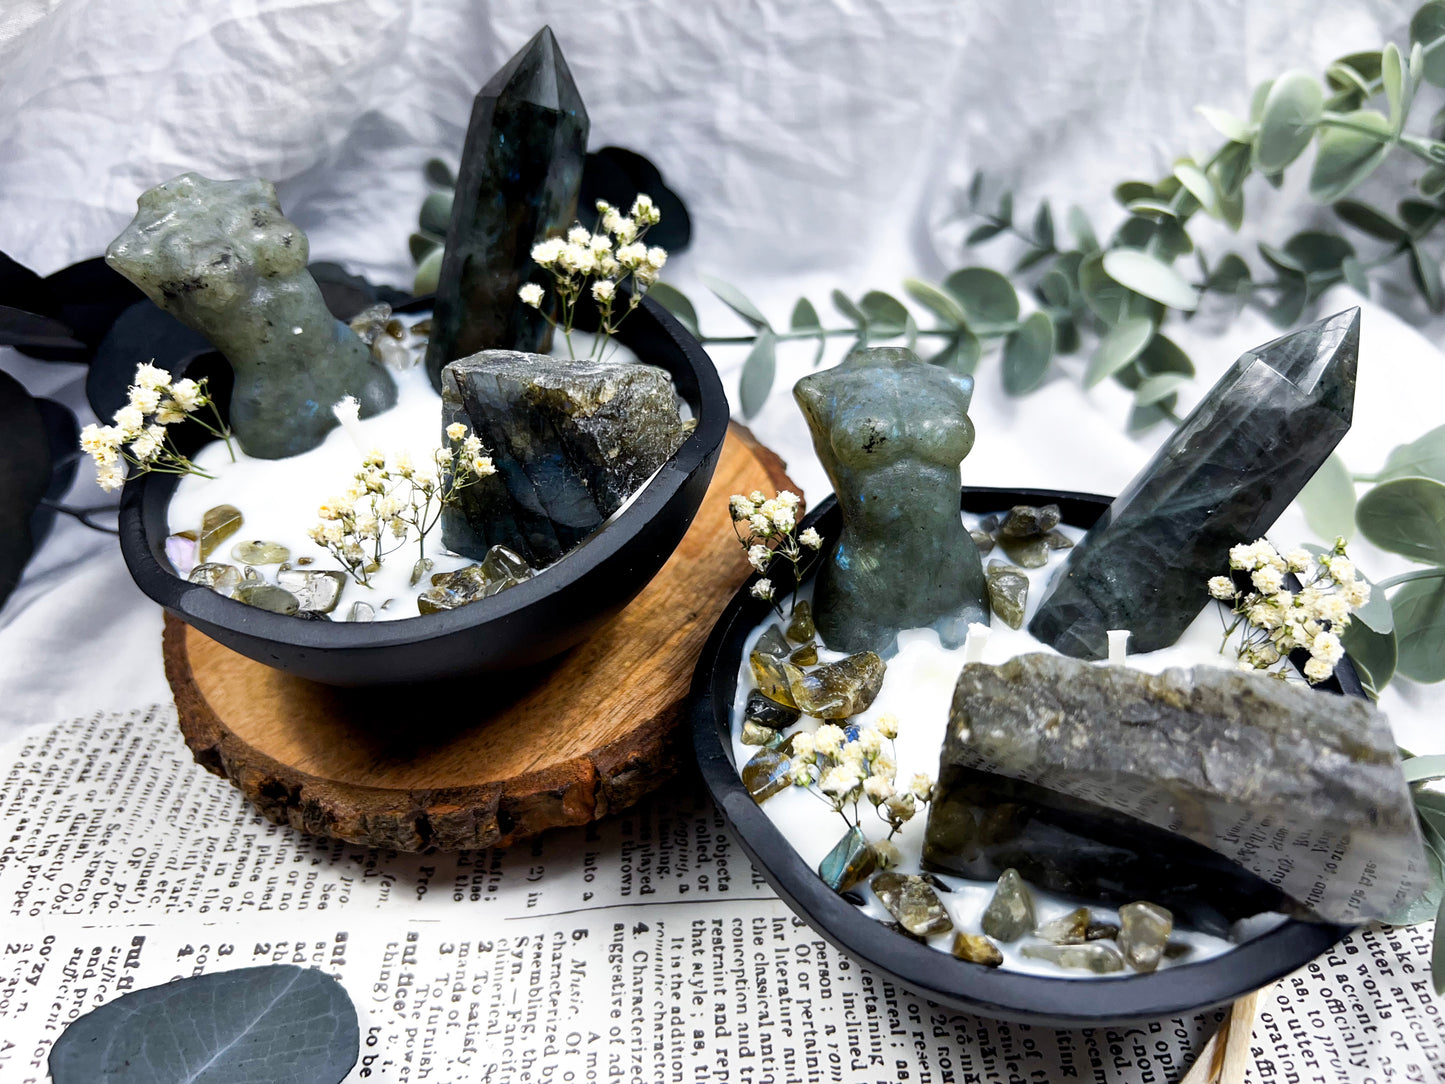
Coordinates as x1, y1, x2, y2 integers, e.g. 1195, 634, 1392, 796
307, 424, 495, 586
519, 194, 667, 361
1210, 536, 1369, 684
79, 361, 234, 492
787, 712, 933, 859
729, 489, 821, 621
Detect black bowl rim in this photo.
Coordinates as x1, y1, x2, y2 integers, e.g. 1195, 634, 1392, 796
118, 293, 729, 655
689, 485, 1351, 1027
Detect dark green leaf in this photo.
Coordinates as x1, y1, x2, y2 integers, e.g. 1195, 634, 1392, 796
1334, 200, 1410, 242
1258, 241, 1306, 275
1263, 276, 1308, 327
1136, 332, 1195, 378
927, 328, 982, 375
1411, 1, 1445, 87
1032, 202, 1055, 249
966, 222, 1005, 245
1212, 165, 1246, 231
1053, 315, 1080, 354
790, 296, 821, 333
1254, 70, 1324, 173
1079, 251, 1142, 323
419, 190, 454, 236
1341, 255, 1370, 296
1102, 249, 1200, 310
1343, 620, 1398, 691
1382, 424, 1445, 483
859, 291, 909, 337
1128, 393, 1178, 434
967, 170, 984, 207
1014, 246, 1054, 273
1411, 242, 1444, 310
49, 965, 358, 1084
1113, 181, 1156, 208
1328, 51, 1384, 89
647, 281, 701, 338
701, 274, 771, 330
1206, 253, 1252, 293
424, 157, 456, 188
739, 329, 777, 419
1067, 206, 1098, 252
1134, 372, 1191, 407
1001, 311, 1053, 396
1125, 197, 1179, 219
996, 190, 1014, 225
903, 278, 968, 326
1309, 110, 1392, 202
1155, 217, 1196, 260
943, 267, 1020, 326
408, 232, 441, 264
1357, 476, 1445, 563
1402, 199, 1442, 235
412, 247, 443, 295
1394, 574, 1445, 683
1420, 165, 1445, 198
1297, 452, 1357, 542
1037, 268, 1073, 309
1213, 141, 1252, 198
1283, 230, 1356, 273
831, 289, 865, 326
1085, 315, 1154, 388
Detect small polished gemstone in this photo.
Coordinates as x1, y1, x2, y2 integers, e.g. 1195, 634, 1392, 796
786, 601, 816, 643
750, 625, 801, 707
1020, 941, 1125, 974
188, 562, 242, 596
411, 557, 435, 586
998, 503, 1062, 539
818, 826, 876, 892
1043, 530, 1074, 550
1118, 901, 1174, 973
348, 302, 392, 344
742, 747, 793, 804
1036, 907, 1091, 945
980, 868, 1035, 942
231, 540, 290, 565
985, 561, 1029, 630
970, 529, 995, 555
165, 532, 198, 576
790, 643, 819, 667
744, 690, 800, 730
871, 873, 953, 938
951, 932, 1003, 968
740, 721, 778, 746
1085, 923, 1120, 941
277, 569, 346, 613
371, 333, 414, 371
347, 601, 375, 622
999, 537, 1049, 568
295, 555, 314, 566
199, 504, 243, 560
789, 651, 885, 719
417, 586, 466, 614
480, 544, 534, 584
232, 583, 300, 615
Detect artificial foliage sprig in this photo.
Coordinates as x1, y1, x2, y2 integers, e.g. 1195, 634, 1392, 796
727, 488, 822, 620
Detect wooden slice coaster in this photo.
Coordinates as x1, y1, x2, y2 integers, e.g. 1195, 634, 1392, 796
164, 423, 795, 852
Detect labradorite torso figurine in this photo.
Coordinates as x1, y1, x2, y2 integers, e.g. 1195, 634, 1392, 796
106, 173, 396, 459
795, 348, 989, 654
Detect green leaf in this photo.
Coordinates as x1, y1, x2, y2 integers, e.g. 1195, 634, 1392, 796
701, 274, 771, 330
905, 312, 918, 352
1135, 332, 1195, 378
1101, 248, 1200, 310
1036, 268, 1073, 309
1358, 476, 1445, 563
1297, 452, 1357, 543
1080, 251, 1159, 324
1354, 566, 1397, 634
1134, 373, 1191, 407
1341, 256, 1370, 296
1326, 60, 1373, 99
1206, 252, 1252, 294
1128, 394, 1177, 434
859, 290, 909, 337
1420, 164, 1445, 198
1113, 180, 1156, 207
996, 191, 1014, 225
831, 289, 865, 326
1405, 755, 1445, 784
1401, 199, 1441, 235
1213, 140, 1252, 199
1085, 316, 1154, 388
1383, 42, 1406, 135
1393, 574, 1445, 683
1342, 620, 1397, 691
424, 157, 456, 188
1328, 51, 1384, 89
419, 190, 454, 235
903, 278, 968, 326
927, 328, 982, 375
1249, 80, 1274, 123
943, 267, 1021, 326
1411, 242, 1444, 311
967, 170, 984, 207
1212, 165, 1246, 230
1173, 160, 1217, 215
1265, 278, 1309, 328
1054, 315, 1080, 355
790, 296, 821, 333
1125, 198, 1179, 218
1014, 246, 1053, 273
1258, 240, 1306, 275
1197, 105, 1252, 143
1068, 206, 1098, 252
1001, 311, 1053, 396
408, 232, 441, 265
1411, 1, 1445, 87
647, 281, 701, 338
1032, 202, 1055, 249
1382, 424, 1445, 483
1283, 230, 1356, 274
1254, 70, 1324, 173
966, 222, 1005, 245
412, 246, 444, 295
738, 329, 777, 419
1309, 110, 1392, 202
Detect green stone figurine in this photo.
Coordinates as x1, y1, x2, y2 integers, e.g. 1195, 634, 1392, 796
794, 347, 988, 654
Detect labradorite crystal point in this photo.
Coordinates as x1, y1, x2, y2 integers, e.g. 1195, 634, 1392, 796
439, 350, 687, 565
1029, 309, 1360, 659
925, 653, 1430, 925
424, 27, 588, 387
105, 173, 395, 459
794, 347, 988, 654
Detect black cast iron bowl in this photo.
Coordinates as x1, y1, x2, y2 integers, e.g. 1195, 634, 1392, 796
690, 486, 1354, 1027
118, 294, 728, 687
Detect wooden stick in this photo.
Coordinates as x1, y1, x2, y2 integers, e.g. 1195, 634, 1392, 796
1178, 989, 1258, 1084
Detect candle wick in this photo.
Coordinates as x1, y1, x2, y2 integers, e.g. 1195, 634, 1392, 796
332, 396, 369, 455
962, 622, 991, 664
1107, 629, 1131, 665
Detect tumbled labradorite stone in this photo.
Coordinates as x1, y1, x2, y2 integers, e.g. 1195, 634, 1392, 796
1086, 923, 1120, 942
740, 721, 779, 746
980, 868, 1035, 942
480, 544, 534, 585
188, 562, 242, 596
951, 932, 1003, 968
1021, 942, 1125, 974
970, 529, 995, 555
410, 558, 434, 587
871, 873, 953, 938
998, 503, 1061, 539
1043, 530, 1073, 551
750, 625, 801, 707
999, 537, 1048, 569
1030, 309, 1359, 658
744, 690, 800, 730
165, 533, 198, 576
985, 561, 1028, 630
794, 347, 988, 654
786, 601, 816, 643
1036, 907, 1090, 945
232, 583, 300, 615
347, 601, 375, 622
231, 540, 290, 565
818, 826, 876, 893
789, 651, 885, 719
277, 569, 346, 613
1118, 901, 1173, 973
789, 643, 819, 667
742, 746, 793, 804
105, 173, 395, 459
199, 505, 243, 561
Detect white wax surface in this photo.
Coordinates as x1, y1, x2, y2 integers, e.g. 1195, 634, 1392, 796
731, 520, 1286, 979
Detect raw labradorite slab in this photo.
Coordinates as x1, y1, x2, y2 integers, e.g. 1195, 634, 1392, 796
277, 569, 346, 613
188, 562, 241, 596
951, 932, 1003, 968
789, 651, 885, 719
231, 540, 290, 565
744, 690, 800, 730
1030, 309, 1359, 658
199, 505, 243, 561
794, 347, 988, 654
871, 873, 953, 938
424, 27, 588, 387
1035, 907, 1090, 945
980, 868, 1035, 942
232, 583, 300, 614
105, 173, 395, 459
1021, 942, 1124, 974
786, 601, 815, 643
985, 561, 1028, 630
439, 351, 687, 565
924, 653, 1430, 926
819, 826, 877, 892
749, 626, 800, 707
1118, 901, 1173, 973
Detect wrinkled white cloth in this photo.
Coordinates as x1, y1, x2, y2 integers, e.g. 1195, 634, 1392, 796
0, 0, 1440, 748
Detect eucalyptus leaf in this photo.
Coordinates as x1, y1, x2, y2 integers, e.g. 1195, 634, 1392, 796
1283, 230, 1356, 273
1341, 255, 1370, 296
647, 281, 701, 338
1309, 110, 1392, 202
1420, 164, 1445, 198
927, 327, 981, 375
1358, 476, 1445, 564
1085, 315, 1154, 388
1212, 165, 1246, 231
1214, 140, 1252, 198
1400, 199, 1441, 235
1254, 70, 1324, 173
1393, 575, 1445, 683
996, 190, 1014, 225
49, 965, 358, 1084
904, 311, 918, 351
1343, 619, 1398, 691
904, 278, 968, 326
1411, 1, 1445, 88
418, 190, 454, 236
1136, 332, 1195, 378
966, 222, 1005, 245
412, 246, 443, 295
1249, 79, 1275, 124
1381, 423, 1445, 483
1001, 311, 1053, 396
1125, 198, 1179, 219
1113, 180, 1156, 207
831, 289, 865, 326
790, 296, 821, 333
1264, 278, 1308, 328
967, 170, 984, 207
1326, 61, 1373, 101
1410, 242, 1443, 310
701, 274, 771, 330
1206, 252, 1252, 294
738, 329, 777, 419
1128, 394, 1178, 434
859, 290, 910, 337
1405, 755, 1445, 784
1173, 160, 1217, 215
1197, 105, 1252, 143
1134, 372, 1191, 407
1054, 315, 1080, 354
1014, 246, 1054, 273
1354, 567, 1397, 635
1383, 42, 1406, 135
1297, 452, 1357, 543
943, 267, 1021, 325
1101, 248, 1200, 310
1068, 205, 1098, 252
1037, 269, 1073, 309
424, 157, 456, 188
408, 232, 441, 265
1032, 202, 1055, 249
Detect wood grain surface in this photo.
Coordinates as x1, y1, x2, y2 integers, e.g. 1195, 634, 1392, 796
165, 423, 795, 852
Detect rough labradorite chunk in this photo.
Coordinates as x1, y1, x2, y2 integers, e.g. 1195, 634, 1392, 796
1020, 942, 1125, 974
985, 561, 1029, 630
439, 351, 687, 565
818, 826, 877, 893
951, 932, 1004, 968
231, 583, 300, 614
786, 601, 815, 643
871, 873, 953, 938
188, 562, 242, 596
199, 505, 243, 561
998, 537, 1049, 569
998, 503, 1061, 539
1043, 530, 1074, 550
410, 558, 434, 587
480, 544, 534, 585
980, 868, 1035, 942
744, 690, 800, 730
742, 746, 793, 804
1118, 902, 1174, 973
750, 625, 801, 708
740, 721, 779, 746
789, 643, 819, 667
789, 651, 886, 719
924, 653, 1429, 925
1085, 923, 1120, 942
104, 173, 395, 459
424, 27, 588, 386
794, 347, 988, 654
1030, 309, 1359, 659
969, 529, 995, 555
347, 602, 375, 623
1036, 907, 1091, 945
277, 569, 346, 613
231, 540, 290, 565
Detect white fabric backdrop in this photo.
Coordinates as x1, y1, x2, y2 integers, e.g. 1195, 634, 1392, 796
0, 0, 1441, 748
